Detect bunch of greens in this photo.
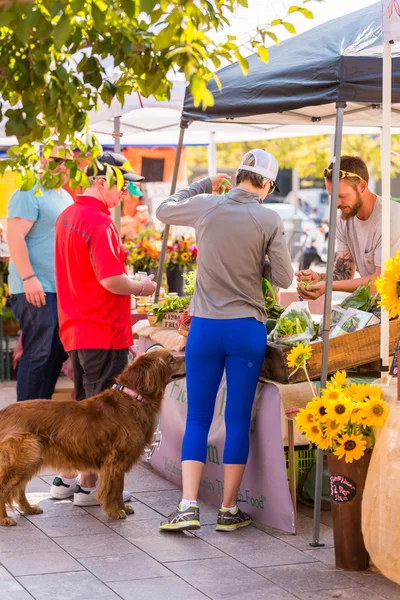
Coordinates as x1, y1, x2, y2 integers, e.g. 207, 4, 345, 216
150, 296, 191, 324
340, 282, 377, 313
262, 278, 284, 320
276, 314, 308, 338
182, 270, 197, 298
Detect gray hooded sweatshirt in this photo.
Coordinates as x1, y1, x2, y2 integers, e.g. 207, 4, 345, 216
156, 178, 293, 324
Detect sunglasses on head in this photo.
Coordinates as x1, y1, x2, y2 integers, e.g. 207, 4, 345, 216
324, 168, 363, 181
51, 157, 68, 165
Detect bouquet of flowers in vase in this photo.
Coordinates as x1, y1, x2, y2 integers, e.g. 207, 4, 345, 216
286, 343, 389, 463
124, 229, 160, 272
166, 236, 197, 271
295, 368, 388, 463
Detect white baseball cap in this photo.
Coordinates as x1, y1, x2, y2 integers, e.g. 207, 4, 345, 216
239, 149, 280, 192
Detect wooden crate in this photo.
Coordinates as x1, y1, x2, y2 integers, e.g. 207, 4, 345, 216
261, 319, 400, 384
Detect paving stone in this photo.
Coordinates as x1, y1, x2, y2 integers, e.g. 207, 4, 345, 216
22, 494, 84, 520
193, 524, 318, 568
303, 548, 337, 569
31, 514, 111, 538
297, 587, 388, 600
263, 512, 334, 551
25, 477, 50, 494
167, 557, 298, 600
344, 572, 400, 600
0, 549, 85, 577
0, 566, 33, 600
55, 533, 139, 559
17, 572, 121, 600
0, 519, 59, 554
133, 489, 219, 525
255, 562, 358, 594
78, 551, 171, 582
110, 575, 208, 599
83, 500, 160, 523
123, 464, 179, 493
110, 519, 225, 563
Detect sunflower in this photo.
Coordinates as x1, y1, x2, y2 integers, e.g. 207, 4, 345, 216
181, 252, 189, 262
136, 249, 145, 260
361, 395, 389, 429
295, 407, 316, 432
326, 395, 352, 425
286, 343, 313, 369
310, 397, 329, 423
321, 388, 342, 402
323, 418, 346, 440
304, 423, 324, 446
326, 370, 347, 390
349, 402, 368, 425
376, 249, 400, 319
318, 435, 332, 451
351, 383, 381, 403
334, 433, 367, 463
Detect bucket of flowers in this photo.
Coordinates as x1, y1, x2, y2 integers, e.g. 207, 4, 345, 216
289, 343, 389, 571
166, 236, 197, 296
124, 235, 160, 275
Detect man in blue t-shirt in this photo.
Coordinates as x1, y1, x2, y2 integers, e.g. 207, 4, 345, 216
7, 151, 72, 400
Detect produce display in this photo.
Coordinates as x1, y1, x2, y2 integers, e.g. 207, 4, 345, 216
270, 302, 315, 347
150, 296, 190, 324
340, 282, 377, 313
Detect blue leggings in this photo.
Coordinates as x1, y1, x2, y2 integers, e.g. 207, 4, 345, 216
182, 317, 266, 465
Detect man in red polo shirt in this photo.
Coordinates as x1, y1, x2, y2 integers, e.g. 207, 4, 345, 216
52, 152, 156, 506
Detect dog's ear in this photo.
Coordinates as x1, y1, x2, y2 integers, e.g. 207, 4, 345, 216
129, 353, 169, 397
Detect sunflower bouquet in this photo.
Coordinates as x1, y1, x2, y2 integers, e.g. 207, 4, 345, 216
124, 238, 160, 271
166, 236, 197, 271
295, 370, 389, 463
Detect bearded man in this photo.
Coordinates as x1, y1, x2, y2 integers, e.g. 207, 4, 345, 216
297, 155, 400, 299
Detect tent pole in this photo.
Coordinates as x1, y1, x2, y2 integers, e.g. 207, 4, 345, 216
154, 120, 189, 303
208, 131, 217, 176
113, 116, 122, 233
311, 101, 346, 548
380, 40, 392, 383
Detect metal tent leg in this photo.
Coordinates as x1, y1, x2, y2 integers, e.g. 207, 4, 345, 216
113, 116, 122, 232
154, 120, 189, 303
311, 101, 346, 547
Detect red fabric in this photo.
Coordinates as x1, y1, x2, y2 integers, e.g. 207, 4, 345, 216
55, 195, 132, 351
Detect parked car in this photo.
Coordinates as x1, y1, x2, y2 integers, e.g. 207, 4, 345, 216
261, 202, 317, 235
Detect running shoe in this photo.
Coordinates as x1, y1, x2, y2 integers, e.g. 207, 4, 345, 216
160, 503, 200, 531
216, 506, 252, 532
50, 476, 78, 500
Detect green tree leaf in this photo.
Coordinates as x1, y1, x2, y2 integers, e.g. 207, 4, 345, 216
53, 13, 71, 51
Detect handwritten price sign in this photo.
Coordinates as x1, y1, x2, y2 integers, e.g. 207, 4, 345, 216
330, 475, 357, 503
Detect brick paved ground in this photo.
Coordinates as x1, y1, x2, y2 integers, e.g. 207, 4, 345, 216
0, 380, 399, 600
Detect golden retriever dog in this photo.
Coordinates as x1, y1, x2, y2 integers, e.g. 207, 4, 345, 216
0, 349, 185, 526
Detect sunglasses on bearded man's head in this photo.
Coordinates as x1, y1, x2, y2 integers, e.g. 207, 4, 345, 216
324, 168, 363, 181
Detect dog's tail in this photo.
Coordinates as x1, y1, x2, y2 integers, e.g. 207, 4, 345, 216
0, 435, 43, 507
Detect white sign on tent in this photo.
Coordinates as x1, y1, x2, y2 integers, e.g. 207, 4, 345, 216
382, 0, 400, 41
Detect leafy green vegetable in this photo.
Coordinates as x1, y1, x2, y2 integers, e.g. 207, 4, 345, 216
150, 296, 190, 323
340, 282, 375, 313
262, 278, 284, 320
275, 315, 307, 338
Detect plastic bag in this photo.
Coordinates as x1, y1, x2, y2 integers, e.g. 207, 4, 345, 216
270, 301, 314, 347
362, 381, 400, 583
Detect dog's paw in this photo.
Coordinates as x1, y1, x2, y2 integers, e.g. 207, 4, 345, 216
124, 504, 135, 515
107, 509, 127, 520
22, 504, 43, 516
0, 516, 17, 527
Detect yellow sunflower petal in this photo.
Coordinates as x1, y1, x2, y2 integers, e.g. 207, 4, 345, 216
334, 433, 367, 464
